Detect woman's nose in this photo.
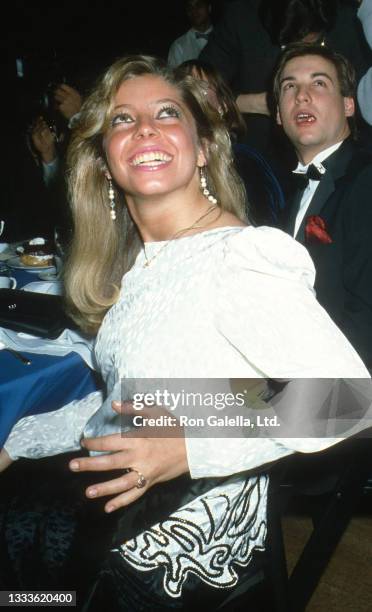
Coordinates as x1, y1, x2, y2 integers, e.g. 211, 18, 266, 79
135, 116, 159, 138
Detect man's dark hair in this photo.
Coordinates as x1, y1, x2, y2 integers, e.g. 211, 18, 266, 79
185, 0, 210, 10
272, 42, 356, 104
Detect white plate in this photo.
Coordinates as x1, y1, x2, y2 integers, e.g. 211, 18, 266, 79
7, 256, 56, 273
22, 281, 62, 295
38, 271, 60, 281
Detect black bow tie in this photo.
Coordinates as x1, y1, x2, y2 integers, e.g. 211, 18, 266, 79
306, 164, 324, 180
195, 32, 210, 40
293, 164, 324, 189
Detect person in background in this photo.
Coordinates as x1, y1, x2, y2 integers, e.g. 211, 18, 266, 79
175, 58, 285, 225
29, 116, 60, 187
1, 79, 83, 242
357, 0, 372, 125
2, 119, 65, 242
29, 83, 84, 181
54, 83, 83, 127
0, 55, 368, 609
276, 43, 372, 368
200, 0, 371, 159
168, 0, 213, 68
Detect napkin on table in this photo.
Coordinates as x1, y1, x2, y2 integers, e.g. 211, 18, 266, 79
0, 326, 96, 369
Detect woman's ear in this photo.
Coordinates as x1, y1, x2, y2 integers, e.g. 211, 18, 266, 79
197, 142, 208, 168
97, 155, 112, 179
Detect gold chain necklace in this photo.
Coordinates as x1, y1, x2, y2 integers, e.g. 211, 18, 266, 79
143, 204, 219, 268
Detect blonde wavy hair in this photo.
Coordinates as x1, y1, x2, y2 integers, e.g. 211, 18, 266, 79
65, 55, 247, 334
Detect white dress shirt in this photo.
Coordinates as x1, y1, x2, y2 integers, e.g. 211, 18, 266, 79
292, 141, 343, 237
167, 27, 213, 68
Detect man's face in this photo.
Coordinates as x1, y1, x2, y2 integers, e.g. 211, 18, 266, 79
276, 55, 354, 164
187, 1, 211, 30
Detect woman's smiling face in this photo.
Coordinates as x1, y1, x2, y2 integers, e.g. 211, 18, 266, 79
103, 74, 206, 200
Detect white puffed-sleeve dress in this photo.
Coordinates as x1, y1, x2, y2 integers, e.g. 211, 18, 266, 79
4, 226, 368, 597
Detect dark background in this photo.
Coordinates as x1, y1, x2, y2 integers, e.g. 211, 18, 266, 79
0, 1, 232, 228
2, 1, 361, 129
2, 1, 230, 131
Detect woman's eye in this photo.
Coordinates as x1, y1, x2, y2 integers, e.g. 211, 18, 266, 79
314, 80, 326, 87
157, 105, 181, 119
111, 113, 133, 126
283, 82, 295, 92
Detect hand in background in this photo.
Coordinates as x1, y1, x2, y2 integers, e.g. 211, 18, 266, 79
31, 117, 57, 163
54, 84, 83, 120
236, 91, 270, 116
0, 448, 13, 472
69, 401, 188, 513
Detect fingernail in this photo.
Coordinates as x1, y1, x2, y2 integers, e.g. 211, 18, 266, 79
70, 461, 79, 471
106, 505, 114, 513
112, 400, 121, 407
87, 488, 97, 498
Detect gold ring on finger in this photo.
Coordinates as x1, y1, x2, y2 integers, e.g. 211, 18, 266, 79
129, 467, 147, 489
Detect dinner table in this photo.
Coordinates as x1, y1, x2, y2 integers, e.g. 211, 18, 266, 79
0, 251, 101, 447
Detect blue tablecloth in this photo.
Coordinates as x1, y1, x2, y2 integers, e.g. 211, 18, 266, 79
3, 264, 46, 289
0, 350, 99, 446
13, 268, 40, 288
0, 266, 100, 446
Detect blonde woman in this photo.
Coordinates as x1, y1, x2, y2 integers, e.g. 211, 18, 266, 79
1, 56, 368, 609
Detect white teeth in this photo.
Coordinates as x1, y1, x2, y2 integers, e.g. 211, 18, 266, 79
131, 151, 172, 166
297, 113, 315, 122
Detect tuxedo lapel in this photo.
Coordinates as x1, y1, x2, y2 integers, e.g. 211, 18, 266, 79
290, 139, 355, 244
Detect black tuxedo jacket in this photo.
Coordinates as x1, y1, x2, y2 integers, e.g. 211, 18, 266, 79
282, 139, 372, 369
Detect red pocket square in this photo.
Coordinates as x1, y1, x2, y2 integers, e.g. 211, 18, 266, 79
305, 215, 333, 244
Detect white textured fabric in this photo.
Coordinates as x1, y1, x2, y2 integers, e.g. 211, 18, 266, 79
5, 391, 103, 459
4, 226, 369, 597
0, 326, 95, 368
358, 68, 372, 125
358, 0, 372, 47
358, 0, 372, 125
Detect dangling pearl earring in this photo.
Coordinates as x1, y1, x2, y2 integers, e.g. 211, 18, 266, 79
199, 166, 217, 205
108, 179, 116, 220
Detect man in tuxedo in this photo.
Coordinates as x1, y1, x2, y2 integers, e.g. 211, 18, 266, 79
200, 0, 370, 156
275, 43, 372, 368
167, 0, 213, 68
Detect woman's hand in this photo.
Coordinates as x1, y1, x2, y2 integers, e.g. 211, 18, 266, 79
69, 401, 189, 513
0, 448, 13, 472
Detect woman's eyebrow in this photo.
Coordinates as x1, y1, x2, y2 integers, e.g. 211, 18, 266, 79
112, 98, 183, 111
